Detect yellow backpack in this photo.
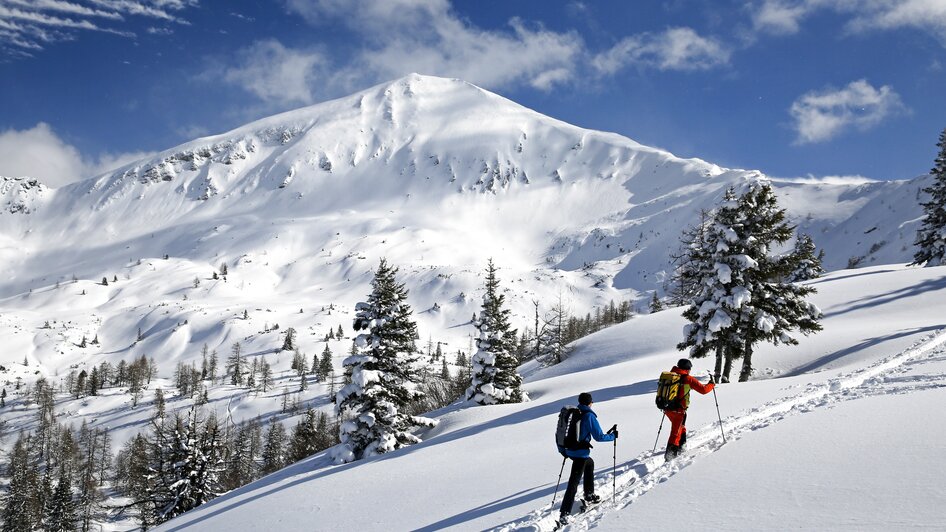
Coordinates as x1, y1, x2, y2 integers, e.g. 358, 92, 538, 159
655, 371, 688, 410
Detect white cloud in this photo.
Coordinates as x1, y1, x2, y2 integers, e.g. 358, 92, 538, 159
223, 39, 328, 107
224, 4, 734, 106
747, 0, 946, 43
845, 0, 946, 42
279, 0, 583, 95
0, 0, 197, 55
593, 27, 730, 73
0, 123, 152, 187
789, 79, 907, 144
750, 0, 810, 36
0, 123, 85, 186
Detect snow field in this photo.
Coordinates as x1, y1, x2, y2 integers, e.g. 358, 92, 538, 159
504, 327, 946, 531
157, 264, 946, 531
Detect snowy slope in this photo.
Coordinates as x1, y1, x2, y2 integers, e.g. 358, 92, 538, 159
0, 74, 940, 530
156, 264, 946, 531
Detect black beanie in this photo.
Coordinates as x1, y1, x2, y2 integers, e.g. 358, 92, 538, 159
578, 392, 593, 405
677, 358, 693, 370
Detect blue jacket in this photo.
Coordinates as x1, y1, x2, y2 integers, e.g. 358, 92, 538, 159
564, 404, 615, 459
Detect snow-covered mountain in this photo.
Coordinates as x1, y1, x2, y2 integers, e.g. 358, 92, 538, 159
0, 74, 939, 530
0, 75, 930, 364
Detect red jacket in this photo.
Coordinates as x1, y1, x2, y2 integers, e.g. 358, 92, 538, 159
669, 366, 714, 410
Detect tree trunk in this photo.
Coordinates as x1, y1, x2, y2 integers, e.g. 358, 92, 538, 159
739, 338, 754, 382
713, 344, 724, 383
722, 347, 734, 383
533, 300, 540, 359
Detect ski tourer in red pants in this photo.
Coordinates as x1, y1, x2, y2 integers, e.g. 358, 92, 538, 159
664, 358, 714, 460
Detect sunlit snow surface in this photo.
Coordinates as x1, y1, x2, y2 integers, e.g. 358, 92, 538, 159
157, 264, 946, 531
0, 75, 941, 530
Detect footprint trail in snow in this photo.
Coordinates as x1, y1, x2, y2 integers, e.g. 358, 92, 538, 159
494, 328, 946, 532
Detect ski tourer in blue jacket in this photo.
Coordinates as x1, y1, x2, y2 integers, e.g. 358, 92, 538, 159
564, 404, 615, 459
557, 392, 617, 526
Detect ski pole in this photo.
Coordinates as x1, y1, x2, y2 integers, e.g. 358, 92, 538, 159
551, 455, 567, 508
651, 412, 666, 453
709, 371, 726, 444
611, 426, 617, 502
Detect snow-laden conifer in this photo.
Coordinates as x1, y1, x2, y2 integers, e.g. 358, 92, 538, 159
677, 188, 749, 381
150, 408, 224, 523
678, 183, 822, 382
731, 182, 822, 381
668, 209, 713, 306
3, 433, 42, 531
45, 465, 77, 532
332, 259, 436, 463
912, 128, 946, 267
261, 419, 287, 475
466, 259, 524, 405
648, 292, 664, 313
785, 233, 825, 282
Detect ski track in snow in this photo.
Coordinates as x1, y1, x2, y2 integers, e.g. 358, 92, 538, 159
494, 328, 946, 532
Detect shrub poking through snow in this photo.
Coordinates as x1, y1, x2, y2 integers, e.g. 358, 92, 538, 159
333, 259, 436, 463
466, 259, 524, 405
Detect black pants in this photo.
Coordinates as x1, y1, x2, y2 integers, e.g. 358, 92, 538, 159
560, 457, 594, 515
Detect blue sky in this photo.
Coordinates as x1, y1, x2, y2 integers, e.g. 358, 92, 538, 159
1, 0, 945, 187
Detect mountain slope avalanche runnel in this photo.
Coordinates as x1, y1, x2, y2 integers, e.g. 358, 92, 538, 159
154, 264, 946, 531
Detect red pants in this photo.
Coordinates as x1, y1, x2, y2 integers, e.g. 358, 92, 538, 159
665, 410, 687, 447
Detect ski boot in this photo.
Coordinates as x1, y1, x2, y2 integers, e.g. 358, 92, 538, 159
579, 493, 601, 512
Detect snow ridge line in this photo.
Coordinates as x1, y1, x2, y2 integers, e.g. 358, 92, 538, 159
495, 328, 946, 532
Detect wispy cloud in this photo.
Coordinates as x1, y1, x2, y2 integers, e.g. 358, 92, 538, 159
0, 122, 154, 187
747, 0, 946, 44
593, 27, 730, 73
277, 0, 583, 97
749, 0, 810, 36
222, 39, 329, 107
227, 1, 730, 107
0, 0, 197, 56
789, 79, 907, 144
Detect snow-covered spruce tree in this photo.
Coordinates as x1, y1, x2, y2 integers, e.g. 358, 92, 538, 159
785, 233, 825, 282
679, 183, 823, 382
45, 465, 77, 532
2, 432, 43, 531
222, 421, 260, 491
149, 408, 224, 523
466, 259, 524, 405
668, 209, 713, 306
676, 189, 748, 382
333, 259, 437, 463
260, 419, 287, 475
732, 183, 822, 382
912, 127, 946, 267
648, 292, 664, 313
287, 408, 319, 462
